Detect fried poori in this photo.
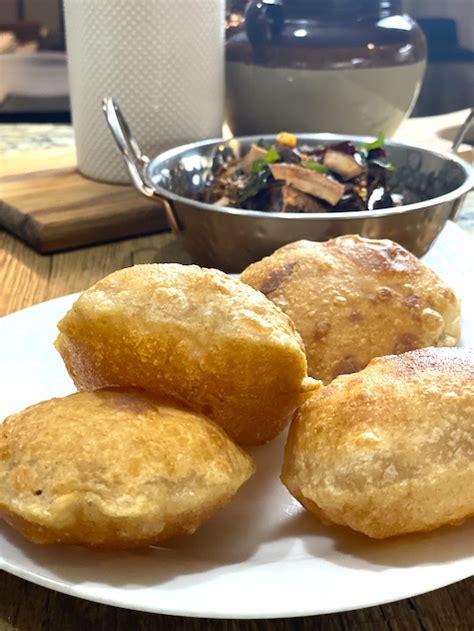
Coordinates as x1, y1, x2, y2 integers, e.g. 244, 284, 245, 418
0, 389, 255, 548
281, 347, 474, 538
240, 235, 461, 384
55, 264, 319, 446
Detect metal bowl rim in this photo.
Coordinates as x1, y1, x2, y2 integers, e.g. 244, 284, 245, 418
144, 133, 473, 220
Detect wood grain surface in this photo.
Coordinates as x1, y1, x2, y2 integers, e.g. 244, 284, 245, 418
0, 569, 473, 631
0, 147, 168, 253
0, 227, 473, 631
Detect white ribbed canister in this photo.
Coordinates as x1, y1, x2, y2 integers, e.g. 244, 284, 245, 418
63, 0, 224, 183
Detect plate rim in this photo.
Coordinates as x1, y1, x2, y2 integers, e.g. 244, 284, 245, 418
1, 550, 473, 620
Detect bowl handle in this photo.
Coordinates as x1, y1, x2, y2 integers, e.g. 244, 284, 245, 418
449, 108, 473, 221
102, 96, 181, 234
451, 108, 473, 154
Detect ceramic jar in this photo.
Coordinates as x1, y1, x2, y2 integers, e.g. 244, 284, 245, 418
226, 0, 427, 136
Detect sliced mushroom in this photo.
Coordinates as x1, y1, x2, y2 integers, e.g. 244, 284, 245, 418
238, 144, 268, 174
282, 185, 327, 213
270, 163, 345, 206
323, 149, 363, 180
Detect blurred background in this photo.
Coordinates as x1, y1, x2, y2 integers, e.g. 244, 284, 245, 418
0, 0, 472, 123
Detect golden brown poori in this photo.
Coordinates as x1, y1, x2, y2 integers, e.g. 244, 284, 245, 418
55, 263, 320, 446
240, 235, 461, 384
0, 389, 255, 548
281, 347, 474, 539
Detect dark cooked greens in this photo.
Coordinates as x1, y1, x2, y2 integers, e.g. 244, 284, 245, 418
204, 132, 400, 213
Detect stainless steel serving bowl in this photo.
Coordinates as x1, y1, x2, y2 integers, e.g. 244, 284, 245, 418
104, 97, 473, 272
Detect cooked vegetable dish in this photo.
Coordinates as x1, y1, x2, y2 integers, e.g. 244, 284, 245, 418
204, 132, 401, 213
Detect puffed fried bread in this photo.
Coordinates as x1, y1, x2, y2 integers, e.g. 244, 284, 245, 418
281, 347, 474, 538
240, 236, 461, 383
0, 389, 255, 548
55, 263, 320, 446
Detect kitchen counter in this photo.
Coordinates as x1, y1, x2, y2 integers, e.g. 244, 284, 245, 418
0, 123, 74, 152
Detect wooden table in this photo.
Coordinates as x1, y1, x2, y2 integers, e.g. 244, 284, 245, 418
1, 113, 473, 630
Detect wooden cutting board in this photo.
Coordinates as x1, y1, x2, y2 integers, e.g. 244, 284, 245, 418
0, 146, 169, 253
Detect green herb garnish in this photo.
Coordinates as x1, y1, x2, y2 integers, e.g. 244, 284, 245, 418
251, 159, 265, 174
252, 147, 280, 173
360, 131, 385, 152
264, 146, 280, 164
251, 146, 280, 173
302, 161, 328, 174
239, 147, 281, 203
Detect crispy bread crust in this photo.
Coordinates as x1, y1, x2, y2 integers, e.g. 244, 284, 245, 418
241, 236, 461, 384
0, 389, 255, 548
281, 347, 474, 538
55, 264, 320, 446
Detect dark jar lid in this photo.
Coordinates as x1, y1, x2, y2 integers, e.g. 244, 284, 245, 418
264, 0, 402, 20
228, 0, 426, 69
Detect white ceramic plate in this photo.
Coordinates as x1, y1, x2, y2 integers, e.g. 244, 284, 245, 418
1, 222, 473, 619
